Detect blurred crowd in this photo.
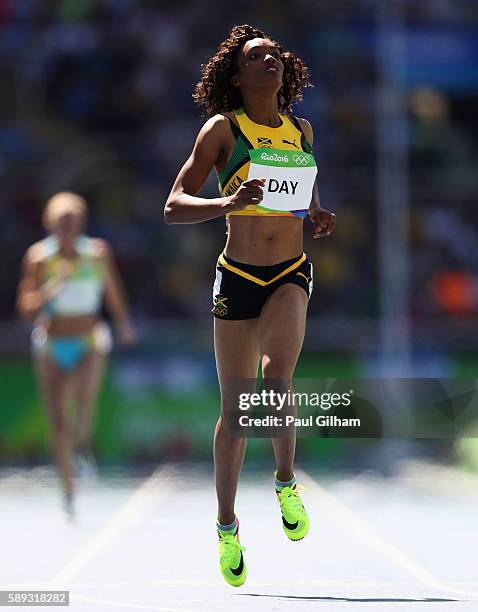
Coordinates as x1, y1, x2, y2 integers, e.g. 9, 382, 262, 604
0, 0, 477, 330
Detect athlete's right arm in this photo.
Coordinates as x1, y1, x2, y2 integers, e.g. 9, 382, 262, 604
164, 115, 264, 224
16, 246, 67, 319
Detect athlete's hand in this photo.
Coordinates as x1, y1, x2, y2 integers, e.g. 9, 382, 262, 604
39, 260, 74, 302
227, 178, 266, 210
309, 206, 336, 239
57, 260, 74, 280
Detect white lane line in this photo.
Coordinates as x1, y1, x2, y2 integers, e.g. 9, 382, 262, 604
48, 466, 175, 590
297, 468, 478, 600
71, 593, 204, 612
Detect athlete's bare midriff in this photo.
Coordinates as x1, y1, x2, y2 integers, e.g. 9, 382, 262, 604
224, 215, 303, 265
218, 113, 305, 266
44, 314, 99, 336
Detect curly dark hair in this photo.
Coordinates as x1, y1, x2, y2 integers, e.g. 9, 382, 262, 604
193, 24, 312, 118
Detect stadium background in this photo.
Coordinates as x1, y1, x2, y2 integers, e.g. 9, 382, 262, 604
0, 0, 477, 467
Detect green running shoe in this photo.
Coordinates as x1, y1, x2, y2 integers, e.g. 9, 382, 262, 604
276, 484, 309, 541
218, 524, 247, 587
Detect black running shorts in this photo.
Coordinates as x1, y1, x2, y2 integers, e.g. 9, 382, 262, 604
212, 253, 313, 320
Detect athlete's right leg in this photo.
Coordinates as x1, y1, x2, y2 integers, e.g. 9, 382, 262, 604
34, 355, 74, 501
71, 350, 106, 452
213, 317, 260, 525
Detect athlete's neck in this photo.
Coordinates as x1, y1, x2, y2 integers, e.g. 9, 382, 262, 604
241, 93, 281, 127
55, 237, 77, 258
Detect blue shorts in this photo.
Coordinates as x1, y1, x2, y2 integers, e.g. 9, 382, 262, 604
31, 323, 112, 370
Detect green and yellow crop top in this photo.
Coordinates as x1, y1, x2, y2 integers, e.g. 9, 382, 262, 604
39, 235, 105, 317
218, 108, 315, 218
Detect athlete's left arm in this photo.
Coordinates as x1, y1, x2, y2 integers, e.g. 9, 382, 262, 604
297, 118, 336, 239
95, 239, 137, 345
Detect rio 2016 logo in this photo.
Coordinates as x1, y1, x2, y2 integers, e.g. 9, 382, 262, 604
293, 154, 309, 166
260, 152, 289, 163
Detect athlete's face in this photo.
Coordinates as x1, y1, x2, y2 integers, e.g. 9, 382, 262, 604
51, 212, 84, 245
233, 38, 284, 92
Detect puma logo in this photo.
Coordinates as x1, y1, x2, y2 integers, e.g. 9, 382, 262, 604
296, 272, 311, 283
282, 138, 299, 149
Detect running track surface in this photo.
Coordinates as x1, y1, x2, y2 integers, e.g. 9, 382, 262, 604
1, 461, 478, 611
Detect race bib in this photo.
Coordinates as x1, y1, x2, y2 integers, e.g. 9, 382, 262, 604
49, 279, 104, 315
247, 148, 317, 212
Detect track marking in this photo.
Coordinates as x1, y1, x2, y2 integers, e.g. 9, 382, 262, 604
297, 468, 478, 600
48, 466, 175, 590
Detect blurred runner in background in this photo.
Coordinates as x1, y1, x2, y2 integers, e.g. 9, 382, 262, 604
16, 192, 136, 518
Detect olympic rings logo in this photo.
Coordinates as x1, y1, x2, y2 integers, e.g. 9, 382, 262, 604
293, 154, 309, 166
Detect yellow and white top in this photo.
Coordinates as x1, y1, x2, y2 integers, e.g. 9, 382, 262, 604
39, 235, 105, 317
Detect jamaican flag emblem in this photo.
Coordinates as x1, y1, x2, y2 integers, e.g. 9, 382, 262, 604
257, 137, 272, 148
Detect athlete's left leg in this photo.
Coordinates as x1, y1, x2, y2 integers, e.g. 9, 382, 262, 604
258, 283, 308, 482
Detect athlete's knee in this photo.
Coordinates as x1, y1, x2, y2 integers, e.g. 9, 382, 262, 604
261, 354, 294, 379
216, 413, 235, 432
215, 413, 246, 444
48, 409, 68, 435
219, 388, 253, 416
216, 414, 227, 431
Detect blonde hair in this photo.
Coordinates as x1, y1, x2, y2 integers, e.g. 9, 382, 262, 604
43, 192, 87, 229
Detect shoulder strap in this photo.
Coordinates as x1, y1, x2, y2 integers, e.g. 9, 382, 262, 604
75, 235, 95, 257
289, 115, 313, 154
222, 112, 254, 149
41, 236, 59, 259
222, 114, 241, 140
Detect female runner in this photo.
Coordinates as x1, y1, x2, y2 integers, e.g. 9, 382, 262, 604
165, 25, 335, 586
16, 192, 136, 517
